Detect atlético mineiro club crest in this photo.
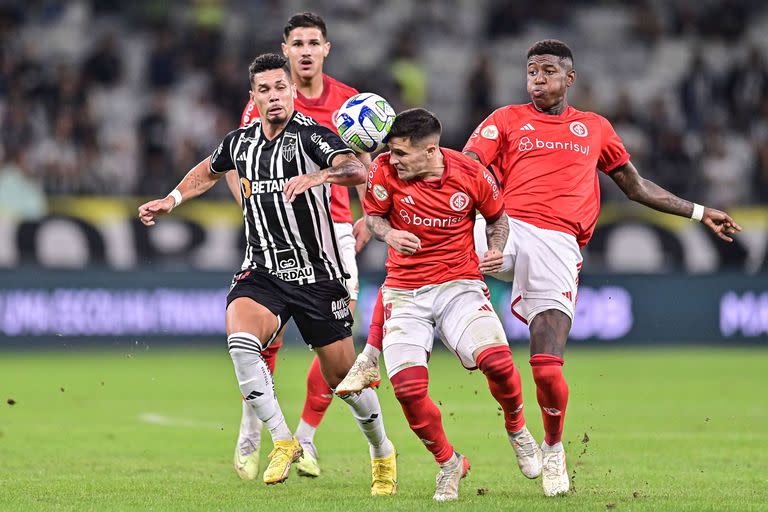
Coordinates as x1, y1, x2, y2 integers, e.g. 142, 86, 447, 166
282, 132, 297, 162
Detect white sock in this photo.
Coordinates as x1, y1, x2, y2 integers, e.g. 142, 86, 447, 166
295, 418, 317, 443
228, 332, 292, 442
543, 441, 564, 452
439, 452, 459, 469
237, 399, 263, 455
362, 344, 381, 361
339, 388, 393, 459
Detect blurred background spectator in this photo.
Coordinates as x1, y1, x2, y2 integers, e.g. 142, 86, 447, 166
0, 0, 766, 206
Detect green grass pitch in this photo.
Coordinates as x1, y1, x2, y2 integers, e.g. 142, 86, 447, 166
1, 346, 766, 511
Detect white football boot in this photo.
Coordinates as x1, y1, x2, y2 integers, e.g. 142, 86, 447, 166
541, 442, 569, 496
508, 426, 543, 478
335, 353, 381, 395
433, 453, 470, 502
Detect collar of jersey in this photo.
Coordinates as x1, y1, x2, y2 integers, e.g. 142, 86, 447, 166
259, 111, 298, 143
525, 102, 574, 119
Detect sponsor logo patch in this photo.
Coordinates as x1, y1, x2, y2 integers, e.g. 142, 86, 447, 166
373, 184, 389, 201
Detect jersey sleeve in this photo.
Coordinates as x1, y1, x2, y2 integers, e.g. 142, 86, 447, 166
462, 109, 506, 167
472, 165, 505, 222
301, 124, 355, 169
597, 116, 631, 173
208, 130, 237, 174
240, 99, 258, 128
362, 157, 392, 217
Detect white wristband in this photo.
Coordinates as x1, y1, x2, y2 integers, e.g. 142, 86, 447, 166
690, 203, 704, 222
169, 189, 183, 209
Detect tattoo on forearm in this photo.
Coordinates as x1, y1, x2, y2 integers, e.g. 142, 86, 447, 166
327, 159, 362, 179
486, 213, 509, 251
366, 215, 392, 242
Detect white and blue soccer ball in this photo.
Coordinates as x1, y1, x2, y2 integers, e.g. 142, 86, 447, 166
334, 93, 396, 153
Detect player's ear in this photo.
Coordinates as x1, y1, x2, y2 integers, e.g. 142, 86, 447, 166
323, 41, 331, 58
281, 42, 288, 57
291, 83, 297, 99
566, 68, 576, 88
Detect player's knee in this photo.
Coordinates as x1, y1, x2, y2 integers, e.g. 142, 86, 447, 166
529, 309, 570, 355
456, 311, 508, 364
476, 345, 515, 380
390, 366, 429, 406
529, 353, 565, 387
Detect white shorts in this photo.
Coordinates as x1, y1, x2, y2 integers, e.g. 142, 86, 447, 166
381, 279, 508, 378
334, 221, 359, 301
474, 216, 582, 325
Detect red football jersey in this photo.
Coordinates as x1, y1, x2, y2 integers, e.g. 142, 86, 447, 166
463, 103, 630, 247
364, 148, 504, 289
240, 74, 359, 224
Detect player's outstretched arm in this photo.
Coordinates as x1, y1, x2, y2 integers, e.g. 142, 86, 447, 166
479, 212, 509, 273
138, 157, 222, 226
609, 161, 742, 242
283, 153, 365, 202
366, 214, 421, 255
225, 169, 243, 208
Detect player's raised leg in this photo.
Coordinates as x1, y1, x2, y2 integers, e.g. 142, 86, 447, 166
315, 337, 396, 496
226, 298, 301, 485
336, 288, 383, 394
529, 310, 571, 496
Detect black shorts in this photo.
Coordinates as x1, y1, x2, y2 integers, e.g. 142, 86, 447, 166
227, 269, 353, 348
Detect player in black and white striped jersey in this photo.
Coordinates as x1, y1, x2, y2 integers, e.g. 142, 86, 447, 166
212, 108, 350, 284
138, 53, 397, 492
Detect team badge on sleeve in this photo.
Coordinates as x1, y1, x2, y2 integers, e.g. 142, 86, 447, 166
373, 184, 389, 201
481, 125, 499, 140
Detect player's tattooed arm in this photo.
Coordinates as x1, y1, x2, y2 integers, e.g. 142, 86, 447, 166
367, 215, 422, 255
479, 212, 508, 273
138, 157, 221, 226
283, 153, 365, 202
485, 212, 509, 252
610, 161, 742, 242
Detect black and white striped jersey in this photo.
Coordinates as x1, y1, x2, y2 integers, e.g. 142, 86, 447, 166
209, 111, 355, 285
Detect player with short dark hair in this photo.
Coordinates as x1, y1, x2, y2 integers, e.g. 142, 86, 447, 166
225, 12, 380, 481
138, 53, 396, 493
364, 108, 539, 501
462, 38, 740, 496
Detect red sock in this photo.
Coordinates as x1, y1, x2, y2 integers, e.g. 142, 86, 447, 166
477, 345, 525, 433
390, 366, 454, 464
300, 356, 334, 427
261, 341, 281, 375
530, 354, 568, 445
366, 288, 384, 351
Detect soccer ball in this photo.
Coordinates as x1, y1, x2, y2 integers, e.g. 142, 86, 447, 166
334, 93, 396, 153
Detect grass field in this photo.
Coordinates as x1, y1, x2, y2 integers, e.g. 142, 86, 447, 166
1, 346, 767, 511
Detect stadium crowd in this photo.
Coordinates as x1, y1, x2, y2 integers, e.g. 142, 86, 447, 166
1, 0, 767, 219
